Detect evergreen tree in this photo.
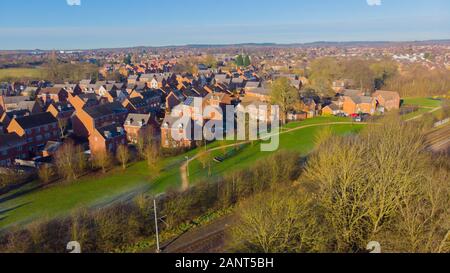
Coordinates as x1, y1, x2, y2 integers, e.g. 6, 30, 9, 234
124, 54, 132, 65
243, 55, 251, 67
235, 55, 244, 67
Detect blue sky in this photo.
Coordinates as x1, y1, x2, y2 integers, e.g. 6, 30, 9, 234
0, 0, 449, 49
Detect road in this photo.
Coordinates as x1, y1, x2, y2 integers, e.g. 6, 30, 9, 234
405, 106, 442, 122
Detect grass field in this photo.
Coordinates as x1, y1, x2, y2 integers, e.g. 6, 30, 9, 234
187, 124, 363, 184
0, 116, 361, 230
402, 97, 443, 120
0, 68, 45, 81
403, 97, 443, 108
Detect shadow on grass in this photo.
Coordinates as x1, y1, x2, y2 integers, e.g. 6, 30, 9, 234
0, 185, 42, 205
0, 202, 32, 215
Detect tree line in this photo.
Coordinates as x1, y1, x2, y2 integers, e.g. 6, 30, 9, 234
306, 57, 450, 97
230, 115, 450, 253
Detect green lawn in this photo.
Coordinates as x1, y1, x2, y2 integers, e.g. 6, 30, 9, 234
0, 68, 45, 81
403, 97, 443, 108
188, 124, 363, 184
401, 97, 443, 120
0, 117, 361, 230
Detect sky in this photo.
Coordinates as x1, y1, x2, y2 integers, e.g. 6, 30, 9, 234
0, 0, 449, 50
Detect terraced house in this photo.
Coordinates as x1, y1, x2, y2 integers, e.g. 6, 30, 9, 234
72, 102, 128, 138
341, 95, 377, 116
89, 123, 127, 156
124, 113, 158, 143
0, 133, 27, 166
6, 112, 59, 154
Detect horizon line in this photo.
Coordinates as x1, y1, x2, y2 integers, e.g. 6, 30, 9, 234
1, 38, 450, 52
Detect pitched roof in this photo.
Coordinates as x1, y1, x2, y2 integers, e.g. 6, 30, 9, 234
343, 89, 364, 97
3, 109, 31, 120
247, 87, 270, 96
348, 96, 374, 104
125, 113, 152, 127
373, 90, 400, 101
17, 101, 39, 112
95, 123, 126, 139
50, 102, 74, 113
1, 96, 30, 104
14, 112, 57, 129
84, 102, 127, 119
39, 87, 65, 95
126, 97, 147, 108
245, 81, 260, 89
231, 78, 244, 84
325, 103, 341, 111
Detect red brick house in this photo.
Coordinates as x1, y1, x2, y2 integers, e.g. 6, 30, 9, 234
161, 115, 196, 149
124, 113, 158, 143
89, 123, 127, 156
37, 87, 69, 105
47, 102, 75, 136
0, 133, 27, 166
342, 96, 377, 116
7, 112, 60, 153
129, 90, 162, 112
372, 90, 401, 112
72, 102, 128, 138
0, 109, 31, 129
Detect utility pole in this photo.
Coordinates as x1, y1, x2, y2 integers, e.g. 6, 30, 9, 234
153, 199, 160, 253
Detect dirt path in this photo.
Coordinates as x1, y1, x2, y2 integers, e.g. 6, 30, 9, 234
162, 215, 234, 253
406, 106, 442, 122
180, 121, 364, 191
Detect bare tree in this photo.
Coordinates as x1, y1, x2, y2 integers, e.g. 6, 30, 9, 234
116, 144, 130, 170
144, 145, 160, 176
92, 150, 112, 174
270, 77, 298, 125
54, 141, 86, 181
230, 187, 325, 253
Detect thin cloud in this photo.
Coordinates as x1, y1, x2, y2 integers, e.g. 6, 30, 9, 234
367, 0, 382, 6
67, 0, 81, 6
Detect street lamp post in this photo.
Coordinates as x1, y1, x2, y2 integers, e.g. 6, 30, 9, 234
153, 199, 160, 253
